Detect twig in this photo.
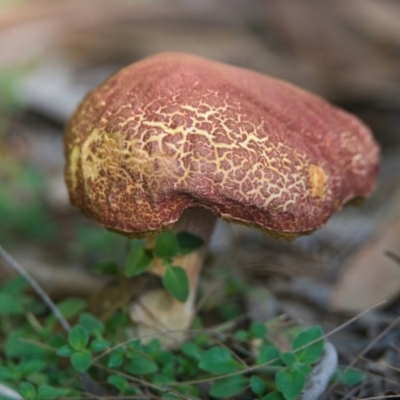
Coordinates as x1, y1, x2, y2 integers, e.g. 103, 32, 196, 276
300, 342, 338, 400
0, 245, 70, 333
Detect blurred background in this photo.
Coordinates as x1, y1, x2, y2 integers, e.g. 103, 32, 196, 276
1, 0, 400, 390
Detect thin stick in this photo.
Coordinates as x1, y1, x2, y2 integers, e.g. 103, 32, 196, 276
0, 245, 71, 333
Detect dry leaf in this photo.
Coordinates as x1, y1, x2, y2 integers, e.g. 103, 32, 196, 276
330, 216, 400, 312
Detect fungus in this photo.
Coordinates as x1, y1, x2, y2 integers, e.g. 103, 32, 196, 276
64, 52, 379, 342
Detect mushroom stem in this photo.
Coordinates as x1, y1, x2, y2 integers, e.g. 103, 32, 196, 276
129, 208, 217, 346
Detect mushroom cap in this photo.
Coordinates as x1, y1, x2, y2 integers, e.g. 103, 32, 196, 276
64, 52, 379, 238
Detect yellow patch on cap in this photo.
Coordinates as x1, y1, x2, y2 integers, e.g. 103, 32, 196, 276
309, 164, 327, 198
69, 146, 80, 190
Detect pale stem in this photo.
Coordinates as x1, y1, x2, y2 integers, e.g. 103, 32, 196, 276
129, 208, 217, 345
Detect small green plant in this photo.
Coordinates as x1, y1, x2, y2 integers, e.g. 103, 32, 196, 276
18, 382, 71, 400
53, 319, 325, 399
0, 272, 366, 400
56, 315, 110, 373
0, 247, 368, 400
94, 231, 204, 303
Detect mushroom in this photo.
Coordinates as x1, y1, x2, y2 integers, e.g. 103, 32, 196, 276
64, 52, 379, 343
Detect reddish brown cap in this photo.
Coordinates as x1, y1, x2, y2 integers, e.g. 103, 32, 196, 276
64, 52, 379, 238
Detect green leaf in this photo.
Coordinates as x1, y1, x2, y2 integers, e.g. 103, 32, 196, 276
38, 385, 71, 399
176, 232, 204, 255
198, 346, 238, 374
19, 382, 36, 400
90, 339, 111, 352
334, 367, 365, 386
250, 322, 268, 339
71, 350, 92, 373
234, 329, 249, 342
56, 298, 86, 319
262, 391, 286, 400
153, 374, 171, 384
276, 370, 306, 400
169, 384, 199, 398
56, 345, 73, 357
94, 261, 119, 276
294, 363, 312, 375
68, 325, 89, 351
291, 325, 324, 364
155, 231, 179, 259
19, 360, 46, 375
181, 342, 202, 360
0, 275, 28, 294
209, 376, 248, 398
162, 266, 189, 302
256, 344, 282, 366
0, 292, 24, 315
107, 374, 129, 392
79, 312, 104, 335
126, 354, 158, 375
108, 351, 124, 368
280, 352, 297, 368
126, 247, 153, 277
250, 375, 266, 396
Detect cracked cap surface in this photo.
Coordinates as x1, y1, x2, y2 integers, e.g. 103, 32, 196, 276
64, 52, 380, 238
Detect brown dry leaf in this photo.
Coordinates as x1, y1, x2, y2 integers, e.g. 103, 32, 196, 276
330, 216, 400, 312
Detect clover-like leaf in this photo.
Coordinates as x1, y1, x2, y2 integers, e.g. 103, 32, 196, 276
126, 247, 153, 277
38, 385, 71, 399
56, 345, 74, 357
250, 375, 266, 397
19, 382, 36, 400
68, 325, 89, 351
79, 312, 104, 335
334, 367, 365, 386
280, 352, 297, 368
176, 232, 204, 255
162, 265, 189, 302
209, 376, 248, 398
107, 350, 124, 368
90, 338, 111, 352
71, 350, 92, 373
276, 370, 306, 400
126, 353, 158, 375
291, 325, 324, 364
56, 298, 86, 319
262, 391, 286, 400
181, 342, 202, 360
107, 375, 130, 393
155, 231, 180, 259
199, 346, 238, 374
256, 344, 282, 366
